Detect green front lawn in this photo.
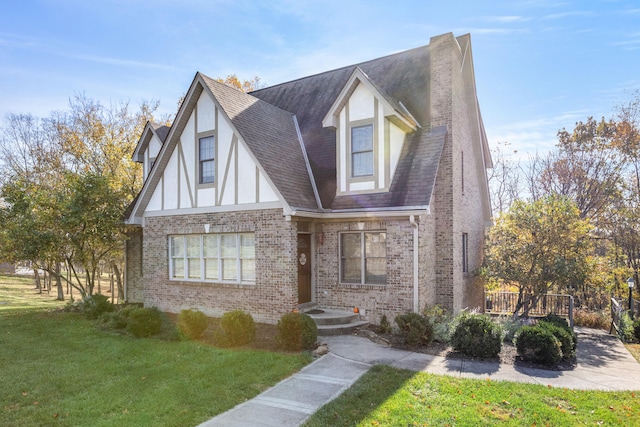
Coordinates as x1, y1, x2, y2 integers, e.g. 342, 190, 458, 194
0, 275, 310, 426
305, 365, 640, 426
0, 274, 68, 311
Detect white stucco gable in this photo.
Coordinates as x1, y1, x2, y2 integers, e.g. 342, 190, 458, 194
126, 75, 286, 225
322, 68, 419, 195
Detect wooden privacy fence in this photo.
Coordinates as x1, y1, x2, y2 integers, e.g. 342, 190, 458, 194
485, 292, 574, 327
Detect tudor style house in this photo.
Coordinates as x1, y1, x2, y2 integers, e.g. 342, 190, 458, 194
124, 32, 492, 325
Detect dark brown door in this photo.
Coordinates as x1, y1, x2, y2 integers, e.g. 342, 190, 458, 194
297, 234, 312, 304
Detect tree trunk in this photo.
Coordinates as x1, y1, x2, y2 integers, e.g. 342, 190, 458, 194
34, 268, 42, 294
55, 262, 64, 301
113, 262, 124, 304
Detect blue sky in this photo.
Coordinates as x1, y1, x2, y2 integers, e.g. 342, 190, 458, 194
1, 0, 639, 156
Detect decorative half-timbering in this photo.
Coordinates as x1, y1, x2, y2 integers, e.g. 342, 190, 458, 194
125, 32, 492, 324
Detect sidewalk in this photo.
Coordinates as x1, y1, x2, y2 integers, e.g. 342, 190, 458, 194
199, 327, 640, 427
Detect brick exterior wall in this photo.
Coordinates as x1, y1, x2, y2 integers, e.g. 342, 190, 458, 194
125, 228, 144, 303
430, 33, 489, 312
139, 208, 298, 324
314, 218, 418, 324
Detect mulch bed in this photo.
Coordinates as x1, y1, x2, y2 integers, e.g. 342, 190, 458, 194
167, 314, 577, 370
362, 326, 576, 371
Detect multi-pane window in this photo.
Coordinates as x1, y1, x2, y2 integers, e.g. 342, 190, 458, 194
169, 233, 255, 283
340, 231, 386, 285
351, 124, 374, 177
199, 136, 215, 184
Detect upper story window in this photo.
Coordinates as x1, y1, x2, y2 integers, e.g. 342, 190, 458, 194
199, 136, 215, 184
351, 124, 374, 177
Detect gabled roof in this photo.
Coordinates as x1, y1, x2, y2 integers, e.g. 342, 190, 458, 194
199, 74, 320, 211
132, 121, 170, 163
322, 67, 420, 132
127, 32, 492, 222
250, 43, 432, 210
126, 73, 320, 223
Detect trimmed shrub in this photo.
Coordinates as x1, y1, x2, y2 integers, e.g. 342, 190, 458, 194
377, 314, 392, 334
177, 309, 208, 340
538, 321, 576, 359
80, 294, 114, 319
276, 312, 318, 351
422, 304, 452, 343
541, 313, 570, 331
516, 325, 562, 366
450, 312, 502, 358
395, 312, 433, 346
126, 307, 163, 338
99, 304, 138, 330
574, 309, 609, 330
217, 310, 256, 347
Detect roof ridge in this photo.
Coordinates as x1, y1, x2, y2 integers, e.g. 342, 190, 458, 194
200, 72, 296, 118
249, 43, 430, 95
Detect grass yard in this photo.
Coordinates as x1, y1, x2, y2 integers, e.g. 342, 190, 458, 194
305, 365, 640, 426
0, 275, 310, 426
0, 274, 68, 311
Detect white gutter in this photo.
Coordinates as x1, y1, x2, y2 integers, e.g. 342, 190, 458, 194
290, 206, 430, 220
410, 215, 419, 313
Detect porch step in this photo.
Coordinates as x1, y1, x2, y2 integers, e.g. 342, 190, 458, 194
304, 309, 369, 336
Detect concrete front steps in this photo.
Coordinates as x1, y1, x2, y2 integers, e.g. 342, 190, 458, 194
303, 308, 369, 336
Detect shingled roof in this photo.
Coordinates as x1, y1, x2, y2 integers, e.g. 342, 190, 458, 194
127, 36, 485, 224
250, 43, 437, 211
200, 75, 319, 210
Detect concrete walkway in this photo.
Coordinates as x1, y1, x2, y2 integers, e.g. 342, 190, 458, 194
198, 327, 640, 427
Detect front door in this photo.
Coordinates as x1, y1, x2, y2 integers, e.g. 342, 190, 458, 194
297, 234, 312, 304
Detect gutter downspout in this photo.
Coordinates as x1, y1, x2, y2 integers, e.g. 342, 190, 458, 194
410, 215, 419, 313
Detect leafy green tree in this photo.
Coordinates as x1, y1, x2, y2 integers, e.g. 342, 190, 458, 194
483, 195, 594, 316
0, 96, 161, 300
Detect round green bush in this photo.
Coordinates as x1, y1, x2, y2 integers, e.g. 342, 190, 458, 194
99, 304, 140, 330
450, 312, 502, 358
516, 325, 562, 366
538, 321, 576, 358
177, 309, 208, 340
218, 310, 256, 347
276, 312, 318, 351
541, 313, 571, 331
394, 312, 433, 346
126, 307, 163, 338
81, 294, 114, 319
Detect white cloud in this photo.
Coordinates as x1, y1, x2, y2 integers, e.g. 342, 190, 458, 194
66, 53, 180, 71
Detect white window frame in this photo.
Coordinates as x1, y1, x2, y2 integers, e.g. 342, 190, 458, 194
339, 231, 386, 285
350, 124, 374, 178
169, 233, 255, 284
199, 135, 215, 184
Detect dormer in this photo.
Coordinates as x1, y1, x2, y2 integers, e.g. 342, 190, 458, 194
133, 122, 170, 181
322, 67, 420, 195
